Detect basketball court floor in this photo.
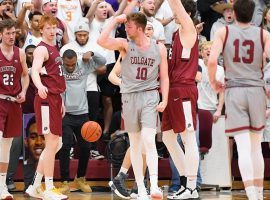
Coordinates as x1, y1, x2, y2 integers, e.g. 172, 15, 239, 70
9, 190, 270, 199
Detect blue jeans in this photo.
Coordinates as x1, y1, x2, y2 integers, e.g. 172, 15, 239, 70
169, 115, 202, 187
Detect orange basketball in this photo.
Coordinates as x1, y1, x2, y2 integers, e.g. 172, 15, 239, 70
81, 121, 102, 142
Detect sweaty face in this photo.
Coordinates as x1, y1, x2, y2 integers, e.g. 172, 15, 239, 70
0, 27, 16, 46
42, 2, 58, 17
26, 123, 45, 161
75, 31, 89, 46
125, 20, 140, 40
63, 56, 77, 73
141, 0, 155, 17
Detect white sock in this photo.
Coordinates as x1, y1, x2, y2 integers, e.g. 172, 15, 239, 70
0, 173, 6, 188
246, 186, 257, 200
186, 178, 196, 191
33, 172, 43, 187
45, 177, 54, 191
256, 186, 263, 200
119, 167, 128, 175
150, 175, 158, 189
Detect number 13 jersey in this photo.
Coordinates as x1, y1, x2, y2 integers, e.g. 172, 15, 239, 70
0, 46, 22, 96
120, 39, 161, 93
223, 24, 264, 88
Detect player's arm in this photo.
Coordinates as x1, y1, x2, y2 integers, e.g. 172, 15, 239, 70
208, 27, 225, 93
17, 49, 30, 103
157, 43, 169, 112
31, 46, 49, 99
62, 22, 69, 46
167, 0, 197, 47
82, 51, 107, 70
85, 0, 104, 23
97, 14, 128, 51
108, 55, 122, 86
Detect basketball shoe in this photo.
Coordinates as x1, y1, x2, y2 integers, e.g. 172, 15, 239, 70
168, 188, 199, 199
74, 177, 92, 193
167, 186, 186, 199
150, 187, 163, 199
109, 172, 130, 199
137, 188, 149, 200
57, 181, 70, 194
25, 184, 44, 199
0, 185, 13, 200
43, 187, 68, 200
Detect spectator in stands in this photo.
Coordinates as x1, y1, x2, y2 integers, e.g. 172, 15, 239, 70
197, 41, 225, 122
60, 18, 106, 160
264, 63, 270, 149
210, 0, 234, 41
0, 0, 16, 21
16, 5, 42, 50
263, 6, 270, 31
58, 48, 106, 194
86, 0, 127, 138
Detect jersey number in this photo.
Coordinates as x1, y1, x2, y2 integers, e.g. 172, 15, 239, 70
136, 67, 148, 80
66, 11, 72, 21
59, 66, 63, 76
3, 74, 13, 86
233, 39, 254, 64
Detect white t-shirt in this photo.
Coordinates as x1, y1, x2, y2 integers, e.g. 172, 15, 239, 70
155, 0, 177, 44
197, 59, 225, 111
57, 0, 83, 41
60, 40, 101, 91
148, 16, 166, 42
22, 32, 42, 50
89, 17, 116, 65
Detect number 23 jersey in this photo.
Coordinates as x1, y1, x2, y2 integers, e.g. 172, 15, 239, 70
223, 24, 264, 87
120, 39, 161, 93
0, 46, 23, 96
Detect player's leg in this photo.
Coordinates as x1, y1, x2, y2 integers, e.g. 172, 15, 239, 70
128, 132, 148, 199
0, 132, 13, 199
109, 147, 131, 199
75, 114, 92, 193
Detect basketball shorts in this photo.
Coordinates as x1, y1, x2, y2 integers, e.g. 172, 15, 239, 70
34, 94, 63, 136
0, 99, 22, 138
162, 86, 198, 133
225, 87, 266, 136
121, 90, 160, 132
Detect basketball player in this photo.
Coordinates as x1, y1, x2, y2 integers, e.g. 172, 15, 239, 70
161, 0, 200, 199
98, 13, 169, 199
25, 15, 68, 200
208, 0, 270, 199
58, 49, 106, 194
0, 19, 29, 199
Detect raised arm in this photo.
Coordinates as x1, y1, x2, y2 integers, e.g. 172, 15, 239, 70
97, 14, 128, 51
85, 0, 104, 23
114, 0, 128, 16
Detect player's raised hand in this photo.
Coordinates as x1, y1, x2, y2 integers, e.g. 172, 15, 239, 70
114, 14, 127, 24
38, 85, 48, 99
156, 101, 167, 112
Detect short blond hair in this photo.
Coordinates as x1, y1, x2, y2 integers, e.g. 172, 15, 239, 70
200, 41, 213, 51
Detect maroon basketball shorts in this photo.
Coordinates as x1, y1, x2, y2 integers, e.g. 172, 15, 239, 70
0, 99, 22, 138
162, 86, 198, 133
34, 94, 63, 136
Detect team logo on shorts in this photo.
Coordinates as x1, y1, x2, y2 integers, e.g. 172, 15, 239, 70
44, 127, 48, 131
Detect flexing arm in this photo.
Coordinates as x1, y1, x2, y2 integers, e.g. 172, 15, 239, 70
97, 14, 128, 51
108, 56, 122, 86
17, 49, 30, 103
208, 27, 225, 93
31, 46, 48, 99
157, 43, 169, 112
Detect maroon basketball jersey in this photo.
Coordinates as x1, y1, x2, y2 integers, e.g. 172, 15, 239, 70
37, 41, 66, 94
0, 46, 23, 96
56, 18, 65, 50
168, 30, 199, 86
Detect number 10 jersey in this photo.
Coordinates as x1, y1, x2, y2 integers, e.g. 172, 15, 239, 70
120, 39, 161, 94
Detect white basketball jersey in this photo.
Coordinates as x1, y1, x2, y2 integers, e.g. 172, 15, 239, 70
57, 0, 83, 41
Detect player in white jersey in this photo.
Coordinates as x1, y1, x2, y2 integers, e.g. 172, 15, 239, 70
208, 0, 270, 199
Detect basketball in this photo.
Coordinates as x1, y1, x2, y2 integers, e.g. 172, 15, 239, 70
81, 121, 102, 142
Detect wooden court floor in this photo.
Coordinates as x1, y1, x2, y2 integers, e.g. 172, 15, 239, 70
9, 190, 270, 200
